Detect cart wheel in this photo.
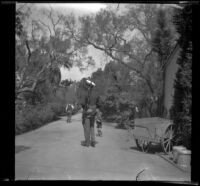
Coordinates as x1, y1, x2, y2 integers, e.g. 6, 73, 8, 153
161, 124, 175, 154
136, 139, 150, 152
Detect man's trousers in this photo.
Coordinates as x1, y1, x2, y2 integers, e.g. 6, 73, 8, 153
83, 118, 95, 145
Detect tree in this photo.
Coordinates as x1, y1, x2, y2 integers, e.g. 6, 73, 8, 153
15, 4, 94, 103
16, 10, 23, 37
64, 4, 177, 117
66, 5, 155, 94
87, 59, 159, 119
90, 68, 108, 99
170, 5, 192, 149
151, 7, 177, 116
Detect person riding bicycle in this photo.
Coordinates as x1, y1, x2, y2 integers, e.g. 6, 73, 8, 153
66, 104, 74, 123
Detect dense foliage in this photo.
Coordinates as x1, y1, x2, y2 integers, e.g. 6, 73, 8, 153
15, 4, 181, 133
15, 5, 90, 134
16, 103, 57, 135
75, 5, 179, 129
74, 4, 177, 121
170, 5, 192, 149
76, 60, 159, 128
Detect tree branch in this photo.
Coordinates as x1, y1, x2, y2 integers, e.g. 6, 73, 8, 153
54, 12, 63, 26
140, 49, 154, 70
142, 49, 153, 63
128, 14, 151, 45
137, 27, 151, 44
25, 40, 31, 63
48, 5, 59, 34
37, 19, 52, 36
107, 33, 118, 51
85, 38, 154, 94
67, 20, 154, 94
17, 40, 32, 89
16, 81, 37, 95
16, 62, 51, 96
118, 35, 127, 45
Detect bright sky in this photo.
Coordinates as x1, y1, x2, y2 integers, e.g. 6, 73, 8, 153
18, 3, 137, 81
41, 3, 107, 12
61, 45, 108, 81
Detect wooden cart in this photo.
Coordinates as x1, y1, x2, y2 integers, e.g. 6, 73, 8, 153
126, 117, 175, 154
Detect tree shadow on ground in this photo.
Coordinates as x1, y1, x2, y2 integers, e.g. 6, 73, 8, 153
15, 145, 31, 154
129, 144, 163, 154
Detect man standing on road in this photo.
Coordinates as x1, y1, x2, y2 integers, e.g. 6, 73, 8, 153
80, 79, 97, 147
82, 103, 97, 147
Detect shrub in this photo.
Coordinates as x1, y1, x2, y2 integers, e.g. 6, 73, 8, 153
15, 110, 26, 134
49, 101, 65, 116
99, 93, 138, 122
105, 114, 121, 123
15, 103, 57, 135
115, 111, 131, 129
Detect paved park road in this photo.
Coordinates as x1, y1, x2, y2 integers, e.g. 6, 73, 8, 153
15, 113, 190, 181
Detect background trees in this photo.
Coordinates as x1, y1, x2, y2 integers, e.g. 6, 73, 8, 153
16, 3, 184, 135
16, 4, 95, 103
15, 4, 94, 134
75, 4, 178, 121
76, 59, 157, 122
69, 4, 177, 117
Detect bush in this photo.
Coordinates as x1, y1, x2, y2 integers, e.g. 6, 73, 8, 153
99, 93, 138, 123
15, 103, 58, 135
115, 111, 131, 129
49, 101, 65, 116
15, 110, 26, 134
104, 114, 121, 123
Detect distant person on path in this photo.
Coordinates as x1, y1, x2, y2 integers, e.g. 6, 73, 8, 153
96, 108, 103, 137
66, 104, 74, 123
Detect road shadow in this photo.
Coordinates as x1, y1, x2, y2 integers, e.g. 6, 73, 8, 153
129, 144, 163, 154
80, 141, 99, 144
71, 119, 81, 122
15, 145, 31, 154
130, 146, 140, 151
58, 117, 81, 122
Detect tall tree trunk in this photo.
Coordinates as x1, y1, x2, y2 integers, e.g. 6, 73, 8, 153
160, 69, 166, 117
157, 59, 166, 117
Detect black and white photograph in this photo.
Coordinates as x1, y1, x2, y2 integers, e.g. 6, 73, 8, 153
15, 2, 193, 181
